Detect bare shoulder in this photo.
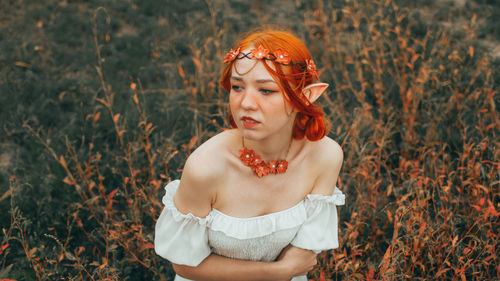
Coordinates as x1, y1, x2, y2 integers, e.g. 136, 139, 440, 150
175, 130, 235, 216
183, 131, 231, 182
308, 136, 343, 195
315, 136, 343, 166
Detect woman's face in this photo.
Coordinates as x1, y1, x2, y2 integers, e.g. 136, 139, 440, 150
229, 55, 297, 141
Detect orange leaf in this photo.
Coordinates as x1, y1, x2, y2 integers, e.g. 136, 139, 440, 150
58, 252, 64, 262
143, 242, 154, 249
192, 57, 202, 70
59, 156, 67, 169
382, 245, 391, 264
470, 204, 480, 211
113, 113, 120, 123
418, 222, 427, 236
436, 268, 451, 278
95, 97, 108, 106
93, 111, 101, 123
88, 181, 95, 192
108, 188, 118, 200
366, 266, 375, 281
486, 123, 496, 132
468, 46, 474, 58
0, 243, 7, 255
63, 177, 75, 186
319, 271, 325, 281
77, 246, 85, 256
150, 179, 159, 188
387, 183, 393, 196
28, 247, 37, 258
380, 249, 391, 274
14, 61, 32, 68
487, 200, 499, 217
479, 197, 485, 206
188, 136, 197, 150
177, 63, 185, 79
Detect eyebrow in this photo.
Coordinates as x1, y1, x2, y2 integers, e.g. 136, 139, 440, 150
230, 76, 277, 84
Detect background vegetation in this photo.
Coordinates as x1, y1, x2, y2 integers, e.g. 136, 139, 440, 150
0, 0, 498, 280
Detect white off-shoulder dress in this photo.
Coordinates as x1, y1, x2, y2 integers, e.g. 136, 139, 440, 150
154, 180, 345, 281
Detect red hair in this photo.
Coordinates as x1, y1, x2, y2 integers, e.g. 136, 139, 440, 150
220, 29, 327, 141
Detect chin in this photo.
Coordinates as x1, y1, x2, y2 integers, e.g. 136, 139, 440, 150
239, 129, 260, 140
237, 126, 264, 141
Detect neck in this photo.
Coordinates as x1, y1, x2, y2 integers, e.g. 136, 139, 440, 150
242, 131, 293, 162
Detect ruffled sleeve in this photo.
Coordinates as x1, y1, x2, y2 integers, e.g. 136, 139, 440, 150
154, 180, 211, 266
291, 186, 345, 253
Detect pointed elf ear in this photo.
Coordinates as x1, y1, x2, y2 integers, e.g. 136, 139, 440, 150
302, 83, 329, 104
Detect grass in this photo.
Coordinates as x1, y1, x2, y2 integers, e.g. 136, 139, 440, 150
0, 0, 498, 280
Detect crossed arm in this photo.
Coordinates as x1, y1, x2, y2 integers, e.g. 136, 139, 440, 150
172, 246, 317, 281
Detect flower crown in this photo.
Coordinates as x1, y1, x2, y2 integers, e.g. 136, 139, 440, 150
224, 45, 319, 79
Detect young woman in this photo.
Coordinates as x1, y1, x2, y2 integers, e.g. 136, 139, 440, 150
155, 29, 345, 281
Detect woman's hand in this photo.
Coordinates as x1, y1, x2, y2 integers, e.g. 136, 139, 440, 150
277, 245, 318, 278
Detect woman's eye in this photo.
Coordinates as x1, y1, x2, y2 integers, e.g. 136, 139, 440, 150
231, 85, 243, 91
261, 89, 277, 95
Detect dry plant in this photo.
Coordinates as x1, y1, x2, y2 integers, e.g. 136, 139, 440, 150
303, 0, 498, 280
0, 0, 498, 280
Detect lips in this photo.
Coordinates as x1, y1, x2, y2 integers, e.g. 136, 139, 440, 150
242, 116, 259, 123
241, 116, 260, 128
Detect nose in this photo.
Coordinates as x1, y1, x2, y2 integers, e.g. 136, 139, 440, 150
240, 89, 258, 111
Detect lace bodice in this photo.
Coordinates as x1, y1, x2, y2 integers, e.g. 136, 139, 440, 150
155, 180, 345, 281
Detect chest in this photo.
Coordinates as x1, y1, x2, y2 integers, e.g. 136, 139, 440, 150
208, 224, 301, 262
213, 160, 316, 217
206, 194, 309, 262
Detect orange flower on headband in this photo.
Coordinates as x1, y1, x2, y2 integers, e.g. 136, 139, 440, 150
223, 45, 319, 80
224, 47, 241, 63
306, 59, 319, 78
274, 49, 291, 64
250, 45, 270, 59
